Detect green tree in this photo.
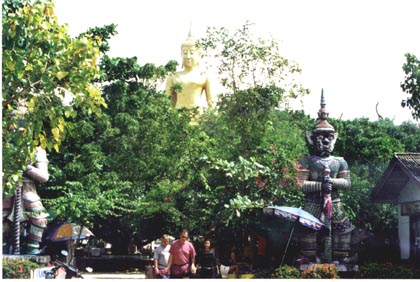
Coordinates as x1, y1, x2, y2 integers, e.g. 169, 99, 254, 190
340, 162, 398, 233
401, 53, 420, 120
146, 22, 312, 243
45, 55, 310, 250
333, 118, 405, 165
396, 120, 420, 152
331, 117, 420, 233
187, 106, 308, 243
160, 22, 315, 245
214, 86, 286, 157
43, 18, 420, 255
2, 0, 109, 194
200, 21, 309, 102
44, 54, 199, 251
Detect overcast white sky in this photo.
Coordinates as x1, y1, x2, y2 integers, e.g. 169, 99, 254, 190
55, 0, 420, 124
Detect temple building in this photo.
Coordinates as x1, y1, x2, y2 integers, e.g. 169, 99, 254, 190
371, 153, 420, 262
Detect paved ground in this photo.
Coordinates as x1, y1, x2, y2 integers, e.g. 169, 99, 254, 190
82, 272, 146, 279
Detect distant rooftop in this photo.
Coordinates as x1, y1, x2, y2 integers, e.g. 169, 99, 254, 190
371, 153, 420, 203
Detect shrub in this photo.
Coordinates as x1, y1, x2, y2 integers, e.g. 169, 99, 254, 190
271, 265, 302, 279
359, 262, 413, 279
2, 259, 41, 279
252, 269, 274, 278
301, 263, 340, 279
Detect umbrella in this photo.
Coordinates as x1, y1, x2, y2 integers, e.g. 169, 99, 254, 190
45, 222, 94, 242
263, 206, 325, 266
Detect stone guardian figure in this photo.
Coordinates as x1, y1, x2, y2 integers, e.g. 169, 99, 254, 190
297, 90, 354, 263
3, 101, 50, 255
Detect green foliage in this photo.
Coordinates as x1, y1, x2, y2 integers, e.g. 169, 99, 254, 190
128, 180, 184, 240
266, 110, 311, 162
330, 116, 419, 232
188, 85, 307, 237
392, 120, 420, 152
340, 163, 398, 232
271, 265, 302, 279
78, 24, 118, 53
2, 0, 109, 194
200, 21, 309, 102
170, 82, 183, 94
216, 86, 285, 155
321, 117, 419, 233
44, 54, 197, 248
24, 15, 419, 256
2, 259, 40, 279
98, 55, 174, 88
333, 118, 405, 164
359, 262, 414, 279
401, 53, 420, 120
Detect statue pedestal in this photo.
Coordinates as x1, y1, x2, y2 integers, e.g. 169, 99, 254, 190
299, 262, 359, 272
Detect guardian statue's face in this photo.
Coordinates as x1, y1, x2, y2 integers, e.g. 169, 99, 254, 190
312, 131, 337, 157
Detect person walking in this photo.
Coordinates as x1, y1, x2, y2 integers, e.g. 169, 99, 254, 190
154, 234, 171, 278
165, 229, 196, 278
196, 239, 218, 278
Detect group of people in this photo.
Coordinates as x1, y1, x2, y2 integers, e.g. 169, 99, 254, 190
153, 229, 239, 279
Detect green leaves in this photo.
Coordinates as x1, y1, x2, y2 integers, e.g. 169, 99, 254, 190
200, 21, 309, 104
333, 118, 408, 164
2, 0, 110, 193
225, 195, 265, 217
215, 156, 269, 182
401, 53, 420, 120
55, 71, 68, 80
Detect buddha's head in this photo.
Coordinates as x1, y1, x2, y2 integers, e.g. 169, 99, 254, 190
181, 27, 201, 69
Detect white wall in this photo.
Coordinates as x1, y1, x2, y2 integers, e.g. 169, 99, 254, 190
398, 179, 420, 260
398, 207, 410, 260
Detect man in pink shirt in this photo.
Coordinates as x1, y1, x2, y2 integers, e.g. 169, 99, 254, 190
165, 229, 196, 278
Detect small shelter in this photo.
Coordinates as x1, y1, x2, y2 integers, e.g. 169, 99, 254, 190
371, 152, 420, 262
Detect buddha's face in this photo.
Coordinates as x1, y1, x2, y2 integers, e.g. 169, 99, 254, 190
181, 45, 200, 68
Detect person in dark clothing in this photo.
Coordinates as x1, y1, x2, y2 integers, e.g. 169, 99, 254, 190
196, 239, 218, 278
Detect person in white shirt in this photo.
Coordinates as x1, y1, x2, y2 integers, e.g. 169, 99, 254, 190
153, 234, 171, 278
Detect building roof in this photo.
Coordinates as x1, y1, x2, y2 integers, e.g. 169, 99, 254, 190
371, 152, 420, 203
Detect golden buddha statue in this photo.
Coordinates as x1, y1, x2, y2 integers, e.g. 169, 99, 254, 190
165, 28, 213, 113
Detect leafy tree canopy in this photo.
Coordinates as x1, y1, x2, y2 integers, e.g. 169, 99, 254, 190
199, 21, 309, 105
2, 0, 112, 194
401, 53, 420, 120
332, 118, 405, 165
44, 53, 194, 249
